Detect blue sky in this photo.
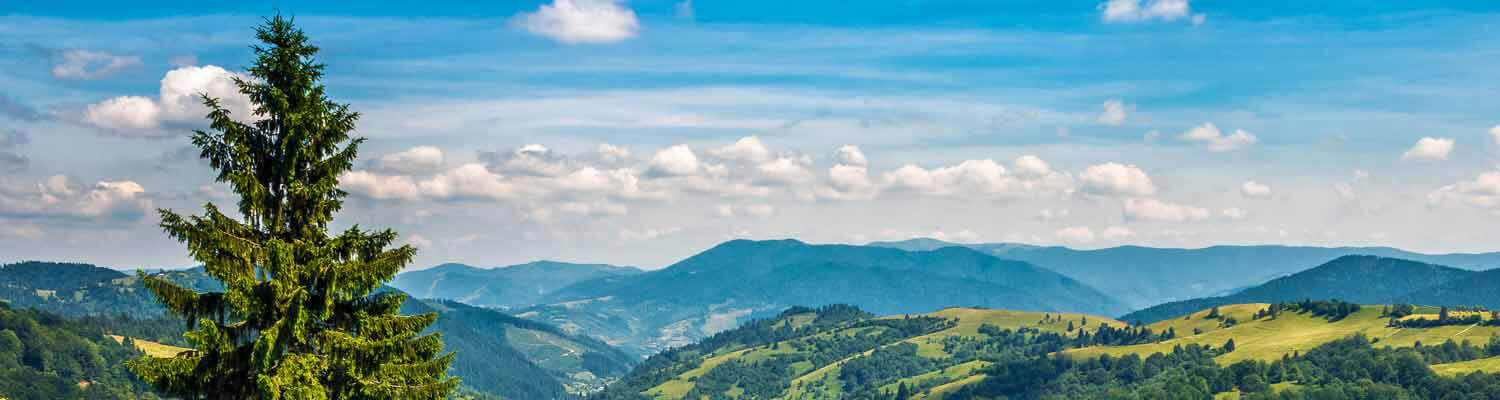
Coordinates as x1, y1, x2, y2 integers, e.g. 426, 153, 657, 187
3, 1, 1500, 269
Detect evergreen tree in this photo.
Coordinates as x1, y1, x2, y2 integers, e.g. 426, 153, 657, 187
127, 15, 458, 399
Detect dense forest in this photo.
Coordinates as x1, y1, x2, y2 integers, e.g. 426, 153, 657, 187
0, 302, 162, 399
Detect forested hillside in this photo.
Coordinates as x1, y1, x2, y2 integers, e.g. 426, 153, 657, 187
872, 239, 1500, 310
1120, 255, 1478, 323
0, 302, 163, 399
525, 239, 1125, 357
595, 303, 1500, 399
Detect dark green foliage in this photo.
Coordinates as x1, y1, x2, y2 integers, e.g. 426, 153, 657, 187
1123, 255, 1461, 323
0, 303, 164, 399
1398, 268, 1500, 310
127, 16, 455, 399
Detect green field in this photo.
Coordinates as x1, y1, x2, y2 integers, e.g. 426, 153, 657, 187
1066, 304, 1500, 365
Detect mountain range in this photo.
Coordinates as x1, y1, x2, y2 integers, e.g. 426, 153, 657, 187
389, 261, 642, 309
871, 238, 1500, 310
515, 239, 1127, 357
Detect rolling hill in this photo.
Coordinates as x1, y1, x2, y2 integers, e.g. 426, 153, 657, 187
594, 303, 1500, 399
870, 239, 1500, 310
1120, 255, 1479, 323
521, 239, 1127, 357
390, 261, 642, 309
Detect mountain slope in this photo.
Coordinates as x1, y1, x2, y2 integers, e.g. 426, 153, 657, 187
1396, 268, 1500, 309
523, 239, 1126, 357
390, 261, 641, 309
1119, 255, 1477, 323
871, 239, 1500, 310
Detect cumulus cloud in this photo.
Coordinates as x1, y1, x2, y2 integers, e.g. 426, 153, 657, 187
1080, 162, 1155, 197
1099, 0, 1196, 23
1097, 99, 1128, 126
513, 0, 640, 44
835, 145, 868, 167
1180, 123, 1258, 152
0, 175, 152, 221
481, 144, 571, 177
404, 234, 434, 249
1100, 226, 1136, 241
1427, 170, 1500, 213
598, 143, 632, 164
1240, 181, 1272, 198
373, 146, 445, 174
51, 49, 143, 80
556, 199, 629, 216
82, 65, 252, 137
1401, 137, 1455, 162
757, 157, 816, 186
882, 156, 1073, 198
710, 136, 772, 163
1122, 198, 1210, 222
1333, 182, 1357, 201
1037, 208, 1070, 221
648, 144, 702, 177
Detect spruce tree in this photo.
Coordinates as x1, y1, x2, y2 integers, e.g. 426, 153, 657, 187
127, 15, 458, 399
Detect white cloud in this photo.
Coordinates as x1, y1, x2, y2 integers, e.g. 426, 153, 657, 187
619, 226, 683, 241
513, 0, 640, 44
835, 145, 868, 167
648, 144, 701, 177
1100, 226, 1136, 241
716, 203, 774, 219
1099, 0, 1193, 23
1401, 137, 1455, 162
1220, 207, 1249, 221
1097, 99, 1128, 126
757, 157, 815, 185
557, 200, 628, 216
1037, 208, 1070, 221
1055, 226, 1096, 244
1240, 181, 1272, 198
374, 146, 445, 174
1123, 198, 1211, 222
1180, 123, 1258, 152
598, 143, 632, 164
0, 175, 151, 221
882, 156, 1073, 198
1427, 170, 1500, 213
83, 65, 252, 137
710, 136, 772, 163
1080, 162, 1155, 197
1333, 182, 1357, 201
51, 50, 142, 80
405, 234, 434, 249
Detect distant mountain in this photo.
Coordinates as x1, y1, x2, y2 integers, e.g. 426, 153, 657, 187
0, 261, 633, 399
521, 239, 1127, 357
871, 239, 1500, 310
1396, 268, 1500, 309
1119, 255, 1477, 323
390, 261, 642, 309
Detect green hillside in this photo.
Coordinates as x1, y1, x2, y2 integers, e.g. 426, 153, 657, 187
1120, 255, 1478, 323
528, 239, 1126, 357
595, 303, 1500, 399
